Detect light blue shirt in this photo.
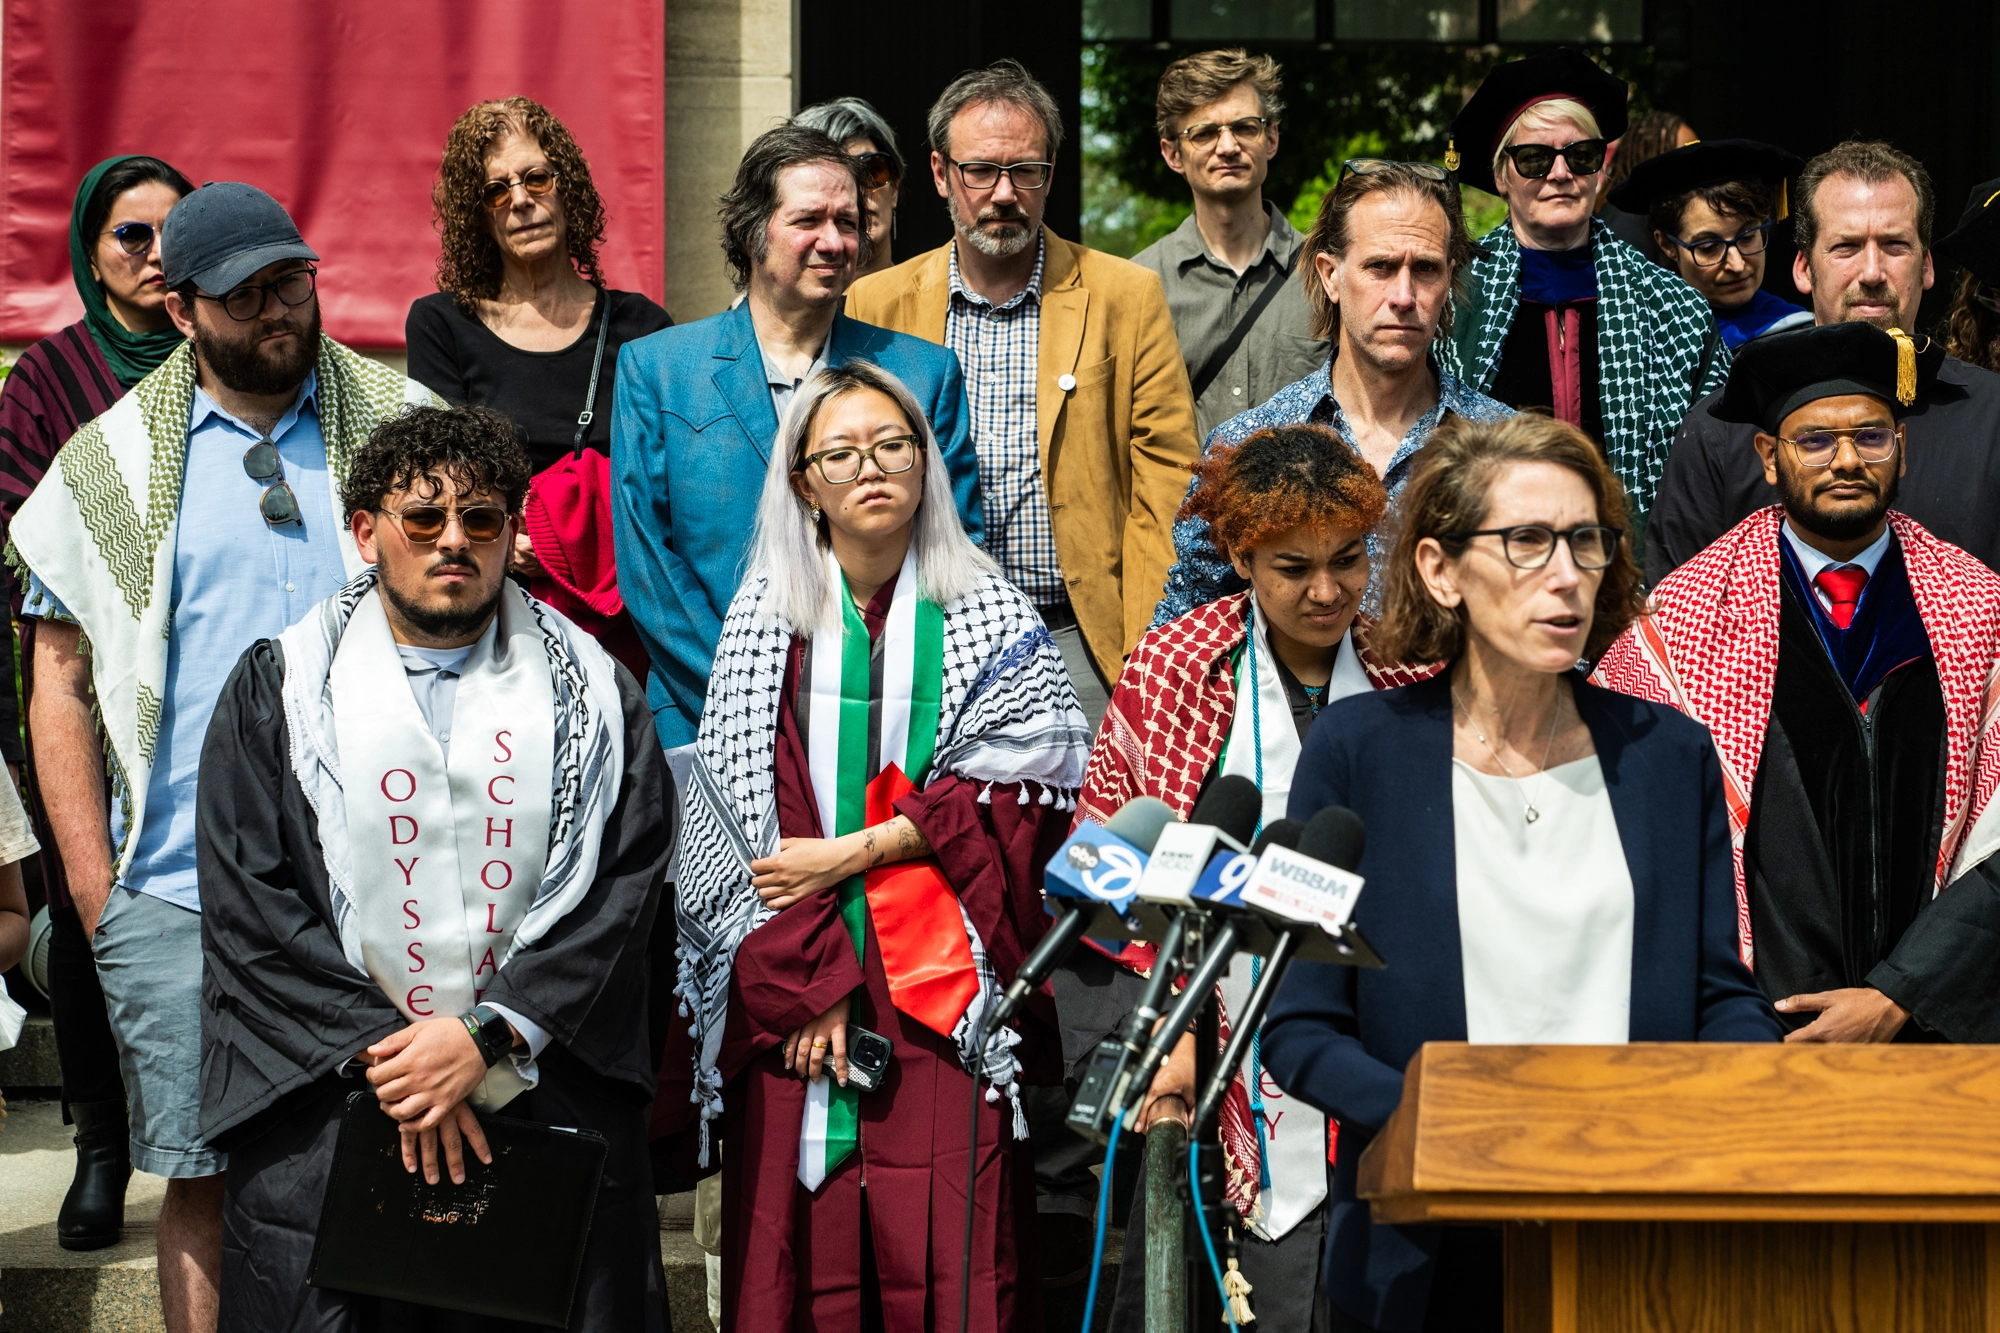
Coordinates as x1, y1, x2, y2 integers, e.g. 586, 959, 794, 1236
26, 373, 350, 911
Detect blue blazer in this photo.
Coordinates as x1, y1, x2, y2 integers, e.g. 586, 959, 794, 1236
1262, 672, 1781, 1332
610, 302, 983, 749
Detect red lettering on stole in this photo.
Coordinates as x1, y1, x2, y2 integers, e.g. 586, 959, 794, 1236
485, 903, 503, 934
390, 817, 419, 845
493, 731, 514, 763
487, 775, 515, 804
475, 947, 498, 977
480, 861, 513, 892
402, 900, 421, 928
407, 942, 425, 972
381, 770, 417, 802
406, 985, 434, 1015
485, 817, 513, 848
396, 856, 420, 884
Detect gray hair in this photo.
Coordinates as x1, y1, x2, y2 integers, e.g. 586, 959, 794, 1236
926, 59, 1064, 162
748, 360, 998, 631
794, 98, 903, 178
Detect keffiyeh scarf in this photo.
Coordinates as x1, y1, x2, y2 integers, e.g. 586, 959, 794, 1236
1592, 507, 2000, 966
1444, 218, 1730, 519
675, 567, 1091, 1159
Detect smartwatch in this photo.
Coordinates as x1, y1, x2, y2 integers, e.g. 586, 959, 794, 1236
461, 1005, 515, 1068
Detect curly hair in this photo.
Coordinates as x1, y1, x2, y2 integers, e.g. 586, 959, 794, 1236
342, 405, 533, 522
1182, 425, 1387, 561
1944, 268, 2000, 372
1371, 413, 1645, 665
432, 96, 606, 308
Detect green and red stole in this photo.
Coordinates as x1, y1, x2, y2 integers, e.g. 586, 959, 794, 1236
798, 547, 982, 1190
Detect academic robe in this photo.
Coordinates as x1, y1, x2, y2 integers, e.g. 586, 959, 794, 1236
195, 640, 675, 1333
715, 583, 1067, 1333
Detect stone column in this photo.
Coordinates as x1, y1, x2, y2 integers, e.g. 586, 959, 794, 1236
663, 0, 797, 323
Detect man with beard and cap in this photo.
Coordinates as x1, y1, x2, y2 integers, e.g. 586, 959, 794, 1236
195, 405, 671, 1330
1609, 138, 1812, 349
1595, 322, 2000, 1046
1647, 141, 2000, 582
1935, 176, 2000, 374
9, 181, 438, 1333
1441, 48, 1729, 552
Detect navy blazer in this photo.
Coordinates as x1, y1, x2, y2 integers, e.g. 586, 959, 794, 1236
610, 302, 982, 750
1261, 672, 1780, 1332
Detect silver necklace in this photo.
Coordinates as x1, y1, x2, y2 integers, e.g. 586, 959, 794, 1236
1455, 689, 1564, 825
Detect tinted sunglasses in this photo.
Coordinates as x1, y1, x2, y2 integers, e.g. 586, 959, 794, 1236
851, 151, 901, 189
1338, 158, 1451, 186
243, 440, 302, 527
479, 167, 559, 211
108, 221, 157, 256
381, 503, 512, 544
1501, 138, 1608, 180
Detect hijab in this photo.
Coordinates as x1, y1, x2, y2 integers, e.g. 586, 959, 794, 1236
70, 156, 186, 387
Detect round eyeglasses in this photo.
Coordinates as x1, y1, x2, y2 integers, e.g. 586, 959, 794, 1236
1443, 524, 1622, 570
479, 167, 559, 211
1778, 427, 1900, 468
797, 435, 920, 485
380, 503, 512, 545
200, 266, 316, 322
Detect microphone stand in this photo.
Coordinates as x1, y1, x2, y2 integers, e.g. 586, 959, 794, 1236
1191, 928, 1304, 1140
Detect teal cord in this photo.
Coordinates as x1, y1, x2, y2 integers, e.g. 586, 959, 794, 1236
1192, 1142, 1241, 1331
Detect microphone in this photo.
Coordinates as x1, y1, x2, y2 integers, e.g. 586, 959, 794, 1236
988, 796, 1177, 1033
1191, 807, 1374, 1138
1134, 775, 1261, 910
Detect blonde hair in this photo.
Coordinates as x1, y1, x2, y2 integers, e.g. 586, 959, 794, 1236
747, 361, 998, 631
1493, 98, 1604, 186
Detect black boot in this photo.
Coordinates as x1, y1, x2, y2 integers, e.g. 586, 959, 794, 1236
57, 1099, 131, 1251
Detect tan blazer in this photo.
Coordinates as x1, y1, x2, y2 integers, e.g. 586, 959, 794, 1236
847, 229, 1200, 684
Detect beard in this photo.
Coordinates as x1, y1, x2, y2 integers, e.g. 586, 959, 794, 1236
1840, 280, 1905, 332
947, 191, 1037, 259
1779, 458, 1900, 543
381, 555, 504, 642
193, 300, 320, 396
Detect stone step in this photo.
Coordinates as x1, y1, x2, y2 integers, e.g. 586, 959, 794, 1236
0, 1015, 62, 1096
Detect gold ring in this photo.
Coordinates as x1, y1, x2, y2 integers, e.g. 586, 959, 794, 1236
811, 1038, 829, 1048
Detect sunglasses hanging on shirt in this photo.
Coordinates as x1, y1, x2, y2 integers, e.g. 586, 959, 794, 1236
243, 439, 302, 528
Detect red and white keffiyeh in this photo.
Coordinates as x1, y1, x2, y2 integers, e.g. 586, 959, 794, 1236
1074, 592, 1440, 1221
1592, 506, 2000, 968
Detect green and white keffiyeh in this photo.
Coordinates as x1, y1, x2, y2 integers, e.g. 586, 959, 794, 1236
6, 335, 438, 876
1444, 217, 1731, 519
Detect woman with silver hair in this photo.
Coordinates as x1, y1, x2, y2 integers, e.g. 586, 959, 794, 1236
672, 360, 1089, 1329
794, 96, 904, 274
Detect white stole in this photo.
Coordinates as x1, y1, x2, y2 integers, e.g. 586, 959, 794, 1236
331, 588, 555, 1111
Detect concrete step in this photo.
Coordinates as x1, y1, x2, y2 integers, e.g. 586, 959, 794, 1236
0, 1015, 62, 1096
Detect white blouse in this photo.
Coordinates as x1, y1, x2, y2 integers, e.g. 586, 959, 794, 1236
1451, 756, 1634, 1044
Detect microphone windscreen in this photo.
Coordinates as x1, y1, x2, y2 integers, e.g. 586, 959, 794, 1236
1189, 774, 1262, 847
1250, 818, 1304, 856
1104, 795, 1177, 855
1298, 806, 1367, 872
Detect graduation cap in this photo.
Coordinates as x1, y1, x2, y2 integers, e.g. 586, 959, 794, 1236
1606, 138, 1803, 222
1713, 322, 1942, 434
1446, 49, 1629, 195
1934, 175, 2000, 286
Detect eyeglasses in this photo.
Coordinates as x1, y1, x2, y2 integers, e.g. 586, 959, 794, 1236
1338, 158, 1451, 186
1777, 427, 1901, 468
478, 167, 559, 211
243, 440, 301, 527
1501, 138, 1609, 180
797, 435, 920, 485
107, 221, 157, 255
851, 151, 901, 189
379, 502, 512, 545
1443, 524, 1622, 570
948, 159, 1053, 192
199, 266, 316, 322
1668, 221, 1773, 268
1177, 117, 1271, 150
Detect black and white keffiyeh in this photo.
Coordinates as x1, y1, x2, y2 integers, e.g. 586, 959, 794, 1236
675, 569, 1090, 1154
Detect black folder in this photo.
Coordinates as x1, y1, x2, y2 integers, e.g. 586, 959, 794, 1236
308, 1091, 608, 1328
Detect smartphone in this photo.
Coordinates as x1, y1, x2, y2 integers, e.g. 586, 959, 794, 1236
845, 1026, 894, 1092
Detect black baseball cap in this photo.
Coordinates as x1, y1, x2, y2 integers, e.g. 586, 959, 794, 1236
1713, 322, 1941, 434
160, 182, 318, 294
1446, 49, 1629, 195
1607, 139, 1803, 220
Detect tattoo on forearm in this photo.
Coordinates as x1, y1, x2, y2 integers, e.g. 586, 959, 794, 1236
864, 828, 884, 868
897, 821, 927, 857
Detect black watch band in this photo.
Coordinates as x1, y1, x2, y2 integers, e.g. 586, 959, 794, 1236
463, 1005, 514, 1068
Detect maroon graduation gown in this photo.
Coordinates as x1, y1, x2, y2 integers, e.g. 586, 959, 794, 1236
714, 590, 1066, 1331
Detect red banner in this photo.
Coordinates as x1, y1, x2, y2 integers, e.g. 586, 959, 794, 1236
0, 0, 663, 348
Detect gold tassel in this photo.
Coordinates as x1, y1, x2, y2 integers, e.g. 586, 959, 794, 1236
1775, 179, 1789, 223
1887, 327, 1917, 405
1444, 135, 1460, 174
1225, 1256, 1257, 1324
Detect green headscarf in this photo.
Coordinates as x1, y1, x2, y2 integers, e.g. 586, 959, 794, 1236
71, 156, 186, 388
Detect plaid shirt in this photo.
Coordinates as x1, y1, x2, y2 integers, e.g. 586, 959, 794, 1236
945, 234, 1065, 606
1152, 357, 1512, 627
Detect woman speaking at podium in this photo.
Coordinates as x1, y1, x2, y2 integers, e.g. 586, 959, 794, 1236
1261, 414, 1781, 1333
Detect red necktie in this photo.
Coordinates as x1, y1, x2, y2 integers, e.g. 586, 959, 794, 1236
1814, 566, 1869, 630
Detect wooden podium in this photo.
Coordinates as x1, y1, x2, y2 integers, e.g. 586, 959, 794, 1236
1357, 1043, 2000, 1332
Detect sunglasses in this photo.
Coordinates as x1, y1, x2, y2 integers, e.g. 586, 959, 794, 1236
1501, 138, 1608, 180
851, 151, 900, 190
479, 167, 559, 211
1338, 158, 1451, 186
380, 502, 512, 544
243, 440, 302, 527
107, 221, 157, 256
